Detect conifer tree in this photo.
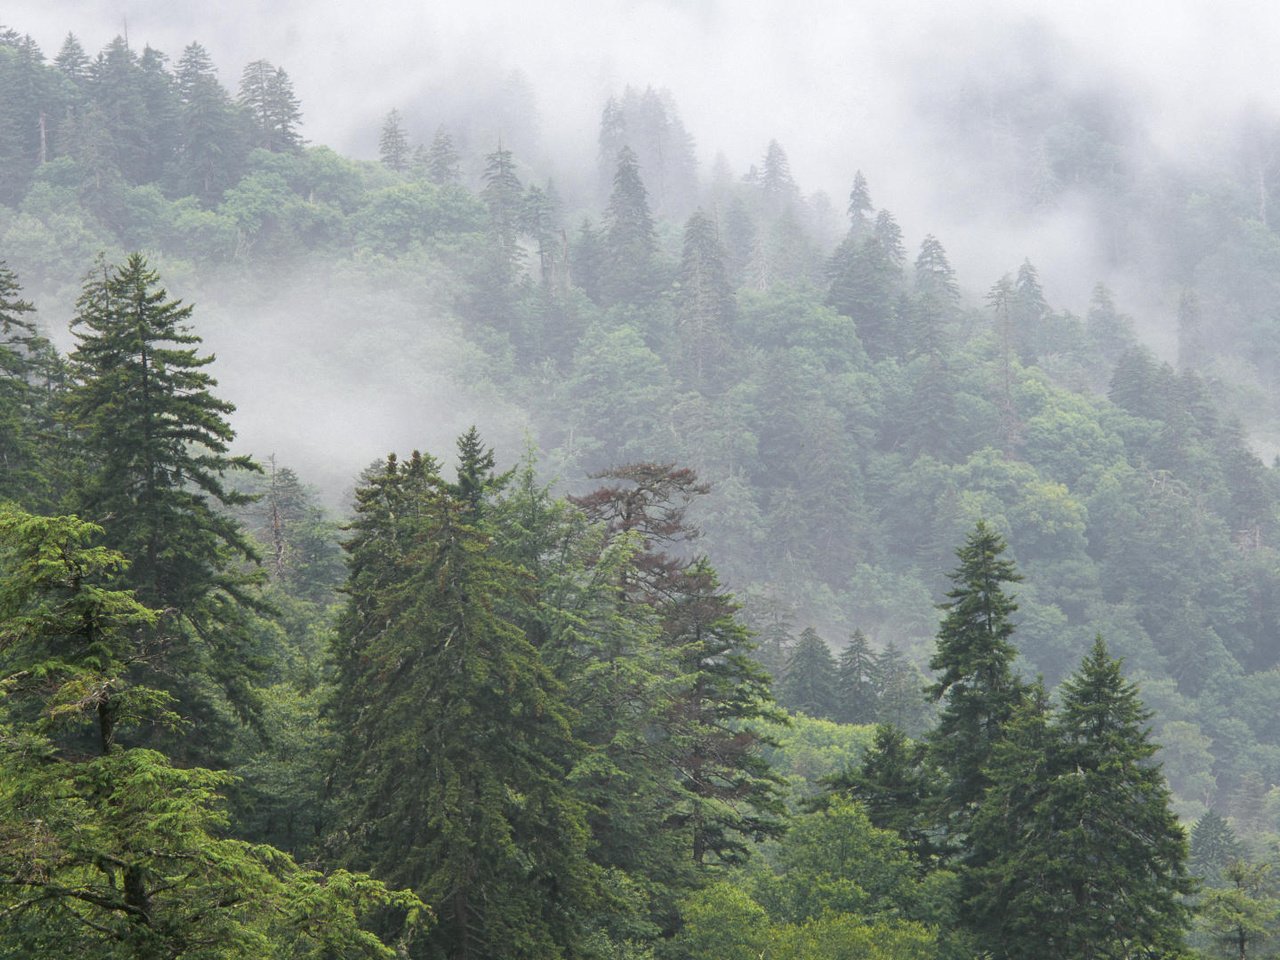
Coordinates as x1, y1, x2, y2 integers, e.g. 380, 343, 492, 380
674, 208, 735, 386
835, 629, 878, 725
822, 723, 941, 866
174, 42, 246, 203
927, 521, 1024, 834
0, 262, 55, 506
760, 139, 799, 213
846, 170, 873, 234
602, 145, 660, 304
330, 445, 596, 960
778, 627, 839, 718
64, 254, 261, 738
238, 59, 303, 152
663, 558, 786, 865
965, 640, 1193, 958
874, 641, 934, 735
1190, 809, 1244, 886
0, 507, 424, 957
377, 107, 409, 172
424, 126, 461, 185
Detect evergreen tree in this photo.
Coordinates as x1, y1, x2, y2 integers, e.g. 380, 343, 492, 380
1177, 287, 1205, 373
330, 446, 597, 960
1190, 809, 1244, 886
778, 627, 840, 718
674, 208, 736, 386
911, 234, 959, 361
927, 521, 1024, 833
481, 143, 525, 275
571, 217, 606, 303
64, 255, 261, 742
760, 139, 799, 213
822, 723, 941, 866
846, 170, 873, 235
0, 507, 424, 958
238, 59, 303, 152
1011, 258, 1047, 362
424, 126, 461, 185
966, 640, 1193, 958
54, 32, 90, 85
0, 262, 55, 506
378, 107, 409, 172
602, 145, 660, 305
835, 629, 878, 725
874, 642, 934, 736
174, 42, 245, 204
663, 558, 786, 865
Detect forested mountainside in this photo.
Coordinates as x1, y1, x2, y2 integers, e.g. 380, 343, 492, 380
3, 21, 1280, 959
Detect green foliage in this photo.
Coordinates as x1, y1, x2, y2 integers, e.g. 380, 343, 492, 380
927, 521, 1024, 827
0, 506, 425, 958
329, 447, 598, 959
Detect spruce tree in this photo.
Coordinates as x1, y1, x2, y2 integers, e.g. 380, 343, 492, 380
966, 640, 1193, 958
778, 627, 839, 718
0, 262, 55, 506
835, 629, 878, 725
602, 145, 659, 305
64, 254, 261, 740
927, 521, 1024, 834
378, 107, 409, 172
238, 59, 303, 152
674, 208, 735, 386
330, 445, 596, 960
823, 723, 941, 866
1190, 809, 1244, 886
663, 558, 786, 865
424, 126, 461, 185
174, 42, 246, 204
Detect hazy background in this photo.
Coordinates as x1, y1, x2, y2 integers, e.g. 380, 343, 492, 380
7, 0, 1278, 487
9, 0, 1277, 308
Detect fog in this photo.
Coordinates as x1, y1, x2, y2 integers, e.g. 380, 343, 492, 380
8, 0, 1280, 483
11, 1, 1276, 306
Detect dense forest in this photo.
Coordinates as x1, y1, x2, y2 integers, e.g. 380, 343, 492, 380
4, 19, 1280, 958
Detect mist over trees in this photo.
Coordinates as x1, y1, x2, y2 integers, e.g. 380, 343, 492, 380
6, 16, 1280, 959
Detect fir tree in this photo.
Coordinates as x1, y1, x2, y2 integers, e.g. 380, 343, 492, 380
822, 723, 941, 866
64, 254, 261, 741
0, 262, 55, 506
927, 521, 1024, 833
674, 208, 735, 386
174, 42, 245, 204
966, 640, 1193, 958
330, 446, 597, 959
238, 59, 303, 152
663, 558, 786, 865
602, 145, 660, 305
377, 107, 409, 172
835, 629, 878, 725
1190, 810, 1244, 887
778, 627, 839, 718
425, 126, 461, 185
